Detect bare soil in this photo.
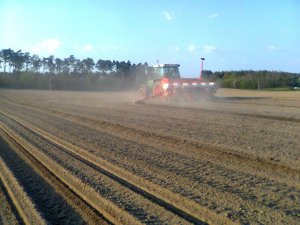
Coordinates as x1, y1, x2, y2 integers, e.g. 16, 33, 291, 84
0, 177, 20, 225
0, 88, 299, 224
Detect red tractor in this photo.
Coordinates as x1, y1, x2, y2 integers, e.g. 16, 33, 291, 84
138, 63, 217, 102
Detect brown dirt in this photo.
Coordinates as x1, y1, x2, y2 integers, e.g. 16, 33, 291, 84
0, 88, 299, 224
0, 178, 20, 225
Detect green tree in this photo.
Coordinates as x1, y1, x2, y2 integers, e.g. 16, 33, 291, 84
46, 55, 55, 74
23, 52, 31, 72
42, 57, 48, 73
31, 55, 42, 73
55, 58, 64, 74
96, 59, 106, 73
65, 55, 77, 74
74, 59, 84, 74
11, 50, 26, 72
1, 48, 14, 72
82, 58, 95, 74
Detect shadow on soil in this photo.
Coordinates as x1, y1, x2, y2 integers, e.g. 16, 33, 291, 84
214, 96, 271, 102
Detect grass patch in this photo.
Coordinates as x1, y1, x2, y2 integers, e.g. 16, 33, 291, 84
259, 87, 300, 91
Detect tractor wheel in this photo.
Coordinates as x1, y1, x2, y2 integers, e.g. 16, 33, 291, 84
206, 91, 215, 101
153, 81, 163, 97
138, 85, 148, 99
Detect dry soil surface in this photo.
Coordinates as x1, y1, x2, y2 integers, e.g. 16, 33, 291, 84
0, 88, 299, 224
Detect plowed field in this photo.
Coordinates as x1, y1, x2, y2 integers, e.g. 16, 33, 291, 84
0, 88, 299, 225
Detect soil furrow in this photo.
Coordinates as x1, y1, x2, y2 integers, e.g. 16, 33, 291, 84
1, 100, 299, 224
0, 175, 23, 225
3, 96, 300, 171
0, 127, 112, 225
2, 99, 300, 177
0, 120, 145, 225
0, 130, 89, 225
0, 111, 207, 224
0, 146, 46, 225
0, 89, 299, 225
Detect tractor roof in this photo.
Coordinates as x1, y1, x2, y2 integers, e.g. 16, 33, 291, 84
152, 64, 180, 68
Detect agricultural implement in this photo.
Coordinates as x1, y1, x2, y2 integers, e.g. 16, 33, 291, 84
135, 63, 217, 103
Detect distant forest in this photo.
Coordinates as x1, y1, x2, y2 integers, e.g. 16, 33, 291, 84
0, 48, 299, 90
202, 70, 300, 89
0, 48, 148, 90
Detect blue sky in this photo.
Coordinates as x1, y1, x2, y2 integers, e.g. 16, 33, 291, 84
1, 0, 299, 76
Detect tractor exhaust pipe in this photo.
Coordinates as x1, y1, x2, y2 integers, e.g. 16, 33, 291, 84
200, 58, 205, 80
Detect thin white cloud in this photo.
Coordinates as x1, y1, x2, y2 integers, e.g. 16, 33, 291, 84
163, 11, 174, 21
30, 39, 61, 54
188, 44, 218, 54
267, 45, 282, 51
83, 44, 93, 51
188, 44, 198, 52
203, 45, 217, 53
209, 13, 219, 19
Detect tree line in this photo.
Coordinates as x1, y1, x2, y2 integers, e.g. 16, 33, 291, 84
1, 48, 299, 90
0, 48, 148, 90
202, 70, 300, 89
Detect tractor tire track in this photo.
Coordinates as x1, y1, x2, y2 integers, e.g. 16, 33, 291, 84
0, 128, 111, 225
0, 176, 23, 225
0, 111, 214, 225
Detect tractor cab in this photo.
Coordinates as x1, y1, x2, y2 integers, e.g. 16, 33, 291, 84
147, 64, 180, 79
